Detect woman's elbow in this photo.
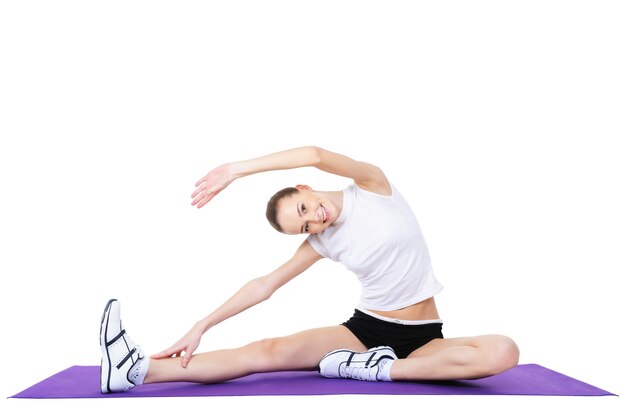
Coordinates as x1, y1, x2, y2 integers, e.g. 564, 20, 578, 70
304, 146, 323, 166
253, 277, 277, 301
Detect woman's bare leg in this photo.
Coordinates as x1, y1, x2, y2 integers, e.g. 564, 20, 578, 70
144, 325, 367, 384
390, 335, 520, 381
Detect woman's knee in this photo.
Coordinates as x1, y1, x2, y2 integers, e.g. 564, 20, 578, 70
484, 335, 520, 375
244, 337, 290, 370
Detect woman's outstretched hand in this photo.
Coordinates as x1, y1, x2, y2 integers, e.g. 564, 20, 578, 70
151, 324, 204, 368
191, 163, 234, 208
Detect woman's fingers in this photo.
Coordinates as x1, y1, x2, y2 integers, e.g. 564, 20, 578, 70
191, 184, 207, 199
196, 194, 215, 208
181, 343, 199, 368
191, 192, 210, 207
191, 192, 204, 206
151, 346, 190, 368
191, 182, 216, 207
181, 353, 191, 368
150, 346, 179, 359
195, 174, 208, 188
192, 189, 220, 208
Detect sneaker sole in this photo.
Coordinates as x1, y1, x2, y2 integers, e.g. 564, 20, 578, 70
99, 299, 117, 394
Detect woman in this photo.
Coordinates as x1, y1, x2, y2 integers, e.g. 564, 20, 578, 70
100, 146, 519, 393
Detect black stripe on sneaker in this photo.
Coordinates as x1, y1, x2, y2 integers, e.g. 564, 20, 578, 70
346, 352, 356, 367
365, 352, 377, 367
106, 329, 126, 347
374, 354, 395, 365
117, 347, 137, 370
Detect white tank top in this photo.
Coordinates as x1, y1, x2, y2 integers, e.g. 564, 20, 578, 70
307, 182, 443, 311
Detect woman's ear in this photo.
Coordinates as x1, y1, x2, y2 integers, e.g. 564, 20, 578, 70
295, 184, 312, 191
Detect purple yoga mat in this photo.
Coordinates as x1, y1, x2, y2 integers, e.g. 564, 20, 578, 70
10, 364, 614, 399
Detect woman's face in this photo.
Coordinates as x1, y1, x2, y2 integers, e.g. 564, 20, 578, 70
277, 187, 337, 235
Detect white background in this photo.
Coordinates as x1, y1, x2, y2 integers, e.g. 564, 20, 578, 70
1, 1, 624, 415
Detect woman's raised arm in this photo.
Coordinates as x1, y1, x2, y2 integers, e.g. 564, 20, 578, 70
192, 146, 390, 208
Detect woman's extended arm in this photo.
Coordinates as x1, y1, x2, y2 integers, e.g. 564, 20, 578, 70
191, 146, 390, 208
151, 240, 322, 367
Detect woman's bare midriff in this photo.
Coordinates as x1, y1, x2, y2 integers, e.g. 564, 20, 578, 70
367, 297, 440, 321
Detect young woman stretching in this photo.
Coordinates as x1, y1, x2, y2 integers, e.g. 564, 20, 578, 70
99, 146, 519, 393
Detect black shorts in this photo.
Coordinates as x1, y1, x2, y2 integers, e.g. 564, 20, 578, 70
341, 309, 444, 359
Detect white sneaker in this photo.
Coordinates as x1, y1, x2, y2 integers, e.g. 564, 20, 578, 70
319, 346, 398, 382
100, 299, 147, 393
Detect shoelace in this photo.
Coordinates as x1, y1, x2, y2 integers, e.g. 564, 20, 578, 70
341, 363, 379, 382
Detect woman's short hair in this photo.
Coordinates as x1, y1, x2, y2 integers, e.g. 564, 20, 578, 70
266, 187, 300, 233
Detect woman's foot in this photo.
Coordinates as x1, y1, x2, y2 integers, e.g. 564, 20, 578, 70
319, 346, 397, 382
99, 299, 149, 393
